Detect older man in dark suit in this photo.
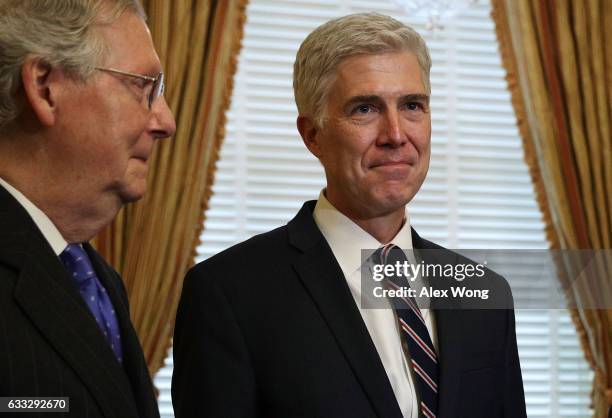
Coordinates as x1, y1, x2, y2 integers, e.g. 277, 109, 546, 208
0, 1, 175, 417
172, 12, 526, 418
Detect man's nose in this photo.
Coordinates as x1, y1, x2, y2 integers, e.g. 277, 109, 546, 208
378, 110, 406, 147
150, 96, 176, 139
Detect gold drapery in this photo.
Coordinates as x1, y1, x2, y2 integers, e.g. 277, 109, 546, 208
93, 0, 249, 378
491, 0, 611, 416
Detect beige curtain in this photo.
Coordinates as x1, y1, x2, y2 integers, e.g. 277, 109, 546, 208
491, 0, 611, 416
93, 0, 249, 378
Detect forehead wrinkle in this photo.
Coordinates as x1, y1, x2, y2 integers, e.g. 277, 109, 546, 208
97, 13, 161, 76
336, 55, 426, 97
336, 72, 426, 101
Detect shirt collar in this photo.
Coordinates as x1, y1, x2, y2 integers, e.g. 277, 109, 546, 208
0, 177, 68, 256
313, 190, 413, 278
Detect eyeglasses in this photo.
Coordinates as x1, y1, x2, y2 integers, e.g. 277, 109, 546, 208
95, 67, 165, 109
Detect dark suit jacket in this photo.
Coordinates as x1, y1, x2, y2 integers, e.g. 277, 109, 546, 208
172, 201, 527, 418
0, 185, 159, 418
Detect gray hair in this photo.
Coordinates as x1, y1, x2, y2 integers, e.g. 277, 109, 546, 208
293, 12, 431, 127
0, 0, 146, 128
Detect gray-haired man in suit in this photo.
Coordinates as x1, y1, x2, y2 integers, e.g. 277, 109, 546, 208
0, 1, 175, 416
173, 12, 526, 418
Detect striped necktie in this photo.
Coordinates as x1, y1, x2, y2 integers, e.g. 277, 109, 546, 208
377, 244, 438, 418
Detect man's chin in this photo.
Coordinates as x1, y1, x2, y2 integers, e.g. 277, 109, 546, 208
371, 185, 417, 207
119, 181, 148, 203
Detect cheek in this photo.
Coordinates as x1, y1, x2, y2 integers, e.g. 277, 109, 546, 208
86, 149, 124, 182
319, 122, 385, 180
414, 120, 432, 150
106, 121, 148, 159
335, 126, 376, 166
87, 130, 138, 180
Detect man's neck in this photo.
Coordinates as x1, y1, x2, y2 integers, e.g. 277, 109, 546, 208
0, 168, 119, 243
322, 192, 406, 243
349, 210, 406, 244
43, 200, 119, 243
0, 128, 122, 243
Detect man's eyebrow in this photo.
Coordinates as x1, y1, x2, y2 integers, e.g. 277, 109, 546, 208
343, 93, 430, 109
343, 95, 384, 108
401, 93, 430, 104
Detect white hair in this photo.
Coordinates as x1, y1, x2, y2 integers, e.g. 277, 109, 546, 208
293, 12, 431, 127
0, 0, 146, 128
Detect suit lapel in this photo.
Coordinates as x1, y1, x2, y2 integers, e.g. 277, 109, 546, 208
84, 243, 139, 368
84, 243, 158, 418
0, 188, 139, 418
284, 204, 464, 417
289, 202, 404, 418
411, 228, 462, 417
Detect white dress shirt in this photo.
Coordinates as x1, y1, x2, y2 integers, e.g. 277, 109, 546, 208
313, 191, 437, 418
0, 177, 67, 256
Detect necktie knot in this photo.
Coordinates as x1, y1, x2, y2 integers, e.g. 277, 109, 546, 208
60, 244, 97, 287
376, 243, 405, 265
374, 244, 410, 285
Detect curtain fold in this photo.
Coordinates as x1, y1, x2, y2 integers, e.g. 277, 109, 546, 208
491, 0, 611, 416
93, 0, 249, 378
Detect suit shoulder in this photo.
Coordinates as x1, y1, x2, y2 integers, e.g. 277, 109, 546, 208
186, 225, 292, 285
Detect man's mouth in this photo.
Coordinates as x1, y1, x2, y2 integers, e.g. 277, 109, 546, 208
133, 154, 149, 162
370, 158, 415, 168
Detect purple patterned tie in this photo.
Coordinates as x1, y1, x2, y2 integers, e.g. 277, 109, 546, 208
377, 244, 438, 418
60, 244, 123, 363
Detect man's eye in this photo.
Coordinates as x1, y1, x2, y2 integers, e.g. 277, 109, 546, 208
128, 78, 154, 102
354, 104, 375, 114
406, 102, 423, 111
130, 78, 149, 91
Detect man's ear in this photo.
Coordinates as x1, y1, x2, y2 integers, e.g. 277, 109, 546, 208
21, 58, 59, 126
297, 115, 322, 159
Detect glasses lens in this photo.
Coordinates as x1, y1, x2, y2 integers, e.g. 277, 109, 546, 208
149, 73, 165, 108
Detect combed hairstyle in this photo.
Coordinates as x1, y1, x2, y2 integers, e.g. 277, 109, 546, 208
293, 12, 432, 127
0, 0, 146, 128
